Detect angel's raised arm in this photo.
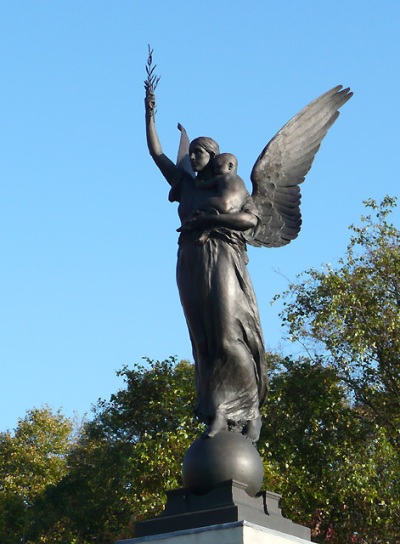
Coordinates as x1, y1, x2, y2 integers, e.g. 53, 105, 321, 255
145, 91, 177, 186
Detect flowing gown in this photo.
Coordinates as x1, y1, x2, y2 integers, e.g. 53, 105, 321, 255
169, 170, 267, 427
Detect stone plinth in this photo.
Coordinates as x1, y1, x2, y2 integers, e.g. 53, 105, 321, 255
131, 481, 310, 541
116, 520, 311, 544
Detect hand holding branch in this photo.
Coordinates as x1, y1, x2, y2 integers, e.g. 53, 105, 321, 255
144, 45, 160, 117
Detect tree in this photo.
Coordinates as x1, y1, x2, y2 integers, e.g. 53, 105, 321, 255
0, 407, 76, 544
53, 354, 399, 543
3, 351, 399, 542
260, 356, 400, 543
38, 357, 202, 543
273, 196, 400, 541
278, 196, 400, 447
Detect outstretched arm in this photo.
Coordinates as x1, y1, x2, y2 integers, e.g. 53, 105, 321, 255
145, 91, 177, 185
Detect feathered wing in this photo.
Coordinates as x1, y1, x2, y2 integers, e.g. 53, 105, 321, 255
249, 85, 352, 248
176, 123, 195, 177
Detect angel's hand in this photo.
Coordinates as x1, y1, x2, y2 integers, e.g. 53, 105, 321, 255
176, 211, 203, 232
189, 210, 216, 230
176, 222, 191, 233
177, 216, 198, 233
145, 90, 156, 116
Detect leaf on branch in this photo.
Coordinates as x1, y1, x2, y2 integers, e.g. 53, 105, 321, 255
144, 44, 161, 93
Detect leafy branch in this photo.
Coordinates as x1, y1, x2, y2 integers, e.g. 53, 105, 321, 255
144, 45, 161, 94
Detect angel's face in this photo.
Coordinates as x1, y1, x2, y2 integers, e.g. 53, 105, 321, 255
189, 145, 211, 172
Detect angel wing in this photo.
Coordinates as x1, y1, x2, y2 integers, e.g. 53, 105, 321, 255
176, 123, 195, 178
249, 85, 353, 248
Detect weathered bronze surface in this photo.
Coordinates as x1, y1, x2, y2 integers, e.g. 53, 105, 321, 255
145, 60, 352, 446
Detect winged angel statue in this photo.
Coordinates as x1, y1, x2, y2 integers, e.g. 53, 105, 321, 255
145, 59, 352, 443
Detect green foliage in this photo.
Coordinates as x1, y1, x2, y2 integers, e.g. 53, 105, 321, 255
36, 357, 201, 543
2, 349, 400, 543
273, 197, 400, 541
0, 407, 76, 544
92, 356, 198, 443
278, 197, 400, 447
260, 357, 400, 542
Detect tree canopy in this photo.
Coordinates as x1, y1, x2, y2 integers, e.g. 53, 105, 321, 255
278, 196, 400, 448
0, 407, 76, 544
273, 196, 400, 541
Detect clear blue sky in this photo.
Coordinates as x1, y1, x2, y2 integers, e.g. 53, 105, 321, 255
1, 1, 399, 432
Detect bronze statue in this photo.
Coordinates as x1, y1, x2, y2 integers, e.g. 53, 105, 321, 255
144, 54, 352, 444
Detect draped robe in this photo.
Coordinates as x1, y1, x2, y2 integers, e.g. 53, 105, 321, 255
169, 170, 267, 426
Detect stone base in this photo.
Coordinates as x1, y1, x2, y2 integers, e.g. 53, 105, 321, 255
130, 480, 310, 541
117, 520, 311, 544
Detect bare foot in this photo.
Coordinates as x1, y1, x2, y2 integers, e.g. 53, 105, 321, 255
202, 411, 228, 438
242, 417, 262, 443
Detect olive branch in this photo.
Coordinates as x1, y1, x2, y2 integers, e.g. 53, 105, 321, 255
144, 45, 161, 94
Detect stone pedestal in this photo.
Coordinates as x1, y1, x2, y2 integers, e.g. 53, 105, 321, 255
121, 480, 310, 542
117, 520, 311, 544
